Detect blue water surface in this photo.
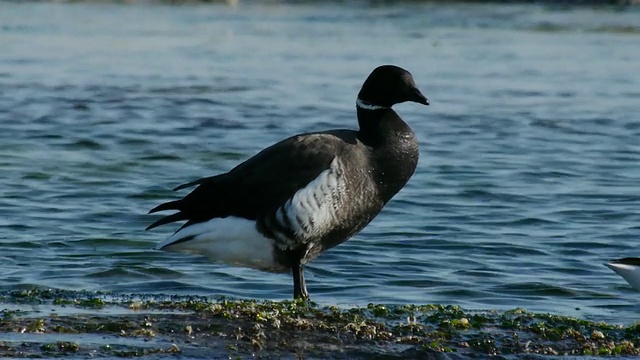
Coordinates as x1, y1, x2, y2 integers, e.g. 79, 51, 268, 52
1, 1, 639, 324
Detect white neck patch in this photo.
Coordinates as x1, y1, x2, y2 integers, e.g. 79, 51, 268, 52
356, 98, 389, 111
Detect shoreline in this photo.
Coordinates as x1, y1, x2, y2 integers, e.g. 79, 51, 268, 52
1, 289, 638, 358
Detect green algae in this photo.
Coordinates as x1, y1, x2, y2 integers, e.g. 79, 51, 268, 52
40, 341, 80, 353
0, 289, 637, 358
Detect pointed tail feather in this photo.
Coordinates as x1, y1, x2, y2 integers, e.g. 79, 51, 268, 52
146, 212, 188, 231
173, 175, 220, 191
148, 199, 182, 214
147, 199, 185, 230
173, 181, 200, 191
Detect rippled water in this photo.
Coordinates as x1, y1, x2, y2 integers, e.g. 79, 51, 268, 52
1, 1, 639, 324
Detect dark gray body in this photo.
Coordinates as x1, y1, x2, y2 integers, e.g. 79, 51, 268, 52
149, 108, 419, 272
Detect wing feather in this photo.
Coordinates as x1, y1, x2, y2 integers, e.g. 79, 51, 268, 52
146, 130, 357, 231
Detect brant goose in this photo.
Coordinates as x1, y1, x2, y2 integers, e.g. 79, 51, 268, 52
604, 258, 640, 291
147, 65, 429, 299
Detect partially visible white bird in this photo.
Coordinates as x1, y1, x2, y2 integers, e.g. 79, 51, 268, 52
604, 258, 640, 291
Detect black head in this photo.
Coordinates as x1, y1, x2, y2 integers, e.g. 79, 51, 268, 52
357, 65, 429, 108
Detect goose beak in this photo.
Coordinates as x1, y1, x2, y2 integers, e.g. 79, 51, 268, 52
411, 87, 429, 106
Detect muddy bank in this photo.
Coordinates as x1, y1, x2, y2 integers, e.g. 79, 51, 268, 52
0, 289, 638, 359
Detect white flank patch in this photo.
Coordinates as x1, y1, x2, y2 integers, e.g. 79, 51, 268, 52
156, 216, 278, 272
356, 98, 389, 111
604, 262, 640, 291
275, 158, 344, 243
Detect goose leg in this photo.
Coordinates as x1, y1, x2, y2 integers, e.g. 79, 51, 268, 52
292, 262, 309, 300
